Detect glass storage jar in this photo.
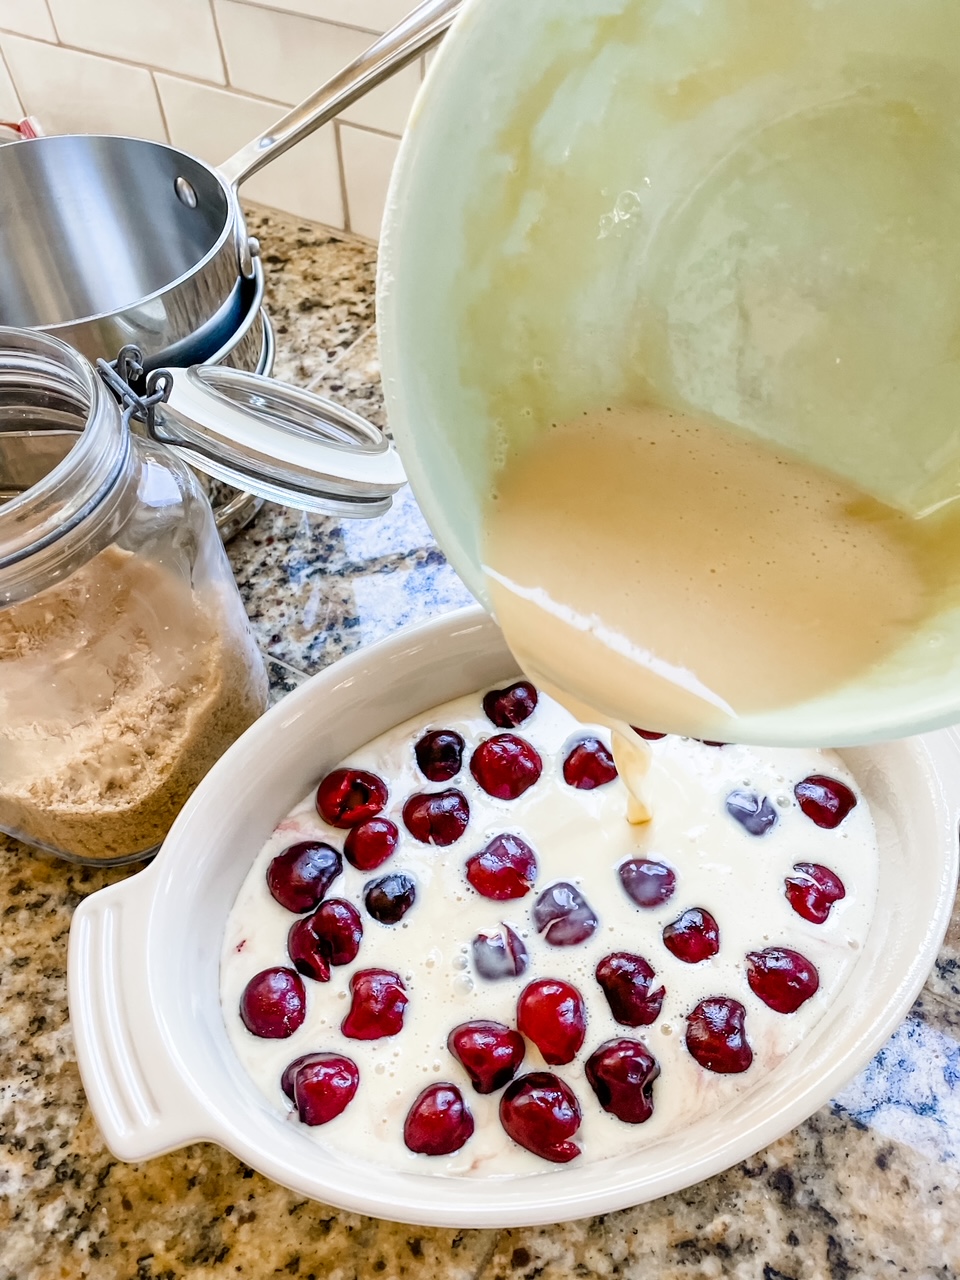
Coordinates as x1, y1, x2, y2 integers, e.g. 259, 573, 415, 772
0, 328, 405, 865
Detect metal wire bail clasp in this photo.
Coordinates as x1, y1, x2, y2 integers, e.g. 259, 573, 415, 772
96, 345, 173, 436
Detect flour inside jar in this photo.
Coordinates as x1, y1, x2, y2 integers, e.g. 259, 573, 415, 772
482, 403, 960, 742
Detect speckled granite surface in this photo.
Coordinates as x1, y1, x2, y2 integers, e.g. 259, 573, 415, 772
1, 206, 959, 1280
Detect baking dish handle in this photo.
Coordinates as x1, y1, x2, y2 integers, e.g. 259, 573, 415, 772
68, 872, 212, 1162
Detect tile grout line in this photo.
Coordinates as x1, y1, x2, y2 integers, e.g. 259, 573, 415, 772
148, 70, 172, 145
224, 0, 389, 39
0, 28, 229, 91
0, 45, 24, 117
206, 0, 231, 86
334, 118, 352, 235
40, 0, 57, 41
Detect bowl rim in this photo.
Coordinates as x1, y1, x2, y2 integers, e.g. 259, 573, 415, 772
69, 605, 960, 1226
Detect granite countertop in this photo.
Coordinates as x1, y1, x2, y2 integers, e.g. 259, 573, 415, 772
1, 206, 959, 1280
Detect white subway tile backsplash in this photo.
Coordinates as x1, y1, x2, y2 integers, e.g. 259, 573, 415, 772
339, 122, 398, 240
1, 34, 167, 139
46, 0, 225, 83
0, 0, 56, 41
0, 0, 426, 237
155, 73, 344, 228
215, 0, 418, 136
0, 51, 23, 117
242, 0, 417, 34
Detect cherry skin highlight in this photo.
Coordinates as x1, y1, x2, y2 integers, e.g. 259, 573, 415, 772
290, 1053, 359, 1126
499, 1072, 582, 1163
471, 924, 529, 980
662, 908, 720, 963
447, 1020, 526, 1094
794, 775, 858, 828
266, 841, 342, 914
240, 967, 306, 1039
281, 1051, 328, 1101
685, 996, 753, 1073
341, 969, 407, 1040
532, 882, 598, 946
470, 734, 542, 800
344, 817, 399, 871
595, 952, 665, 1026
562, 737, 618, 789
585, 1038, 660, 1124
415, 729, 465, 782
618, 858, 677, 909
517, 978, 586, 1065
483, 680, 538, 728
403, 1083, 474, 1155
746, 947, 820, 1013
316, 768, 388, 828
466, 833, 538, 900
784, 862, 846, 924
402, 789, 470, 845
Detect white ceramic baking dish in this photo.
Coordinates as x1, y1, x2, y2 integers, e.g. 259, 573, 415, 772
68, 607, 960, 1228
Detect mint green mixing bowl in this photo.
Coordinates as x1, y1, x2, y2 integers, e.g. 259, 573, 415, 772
379, 0, 960, 746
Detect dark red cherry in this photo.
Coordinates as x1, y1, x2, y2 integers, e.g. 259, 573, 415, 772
471, 924, 529, 980
532, 882, 598, 946
466, 833, 537, 900
364, 872, 416, 924
316, 768, 388, 828
585, 1038, 660, 1124
287, 899, 363, 982
746, 947, 820, 1013
697, 739, 727, 748
403, 1083, 474, 1155
725, 790, 778, 836
415, 729, 465, 782
794, 775, 858, 828
287, 915, 331, 982
289, 1053, 359, 1126
341, 969, 407, 1040
685, 996, 753, 1073
499, 1072, 581, 1163
595, 952, 665, 1026
402, 789, 470, 845
483, 681, 538, 728
344, 817, 399, 871
240, 967, 306, 1039
562, 737, 617, 789
784, 862, 846, 924
517, 978, 586, 1065
266, 841, 342, 913
311, 898, 363, 965
618, 858, 677, 908
447, 1020, 525, 1094
470, 734, 542, 800
281, 1051, 327, 1101
631, 726, 666, 740
662, 908, 720, 963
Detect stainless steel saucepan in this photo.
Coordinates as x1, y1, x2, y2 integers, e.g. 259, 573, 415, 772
0, 0, 460, 367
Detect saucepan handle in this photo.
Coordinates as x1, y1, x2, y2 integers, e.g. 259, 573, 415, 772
219, 0, 462, 189
68, 872, 213, 1161
149, 364, 407, 518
